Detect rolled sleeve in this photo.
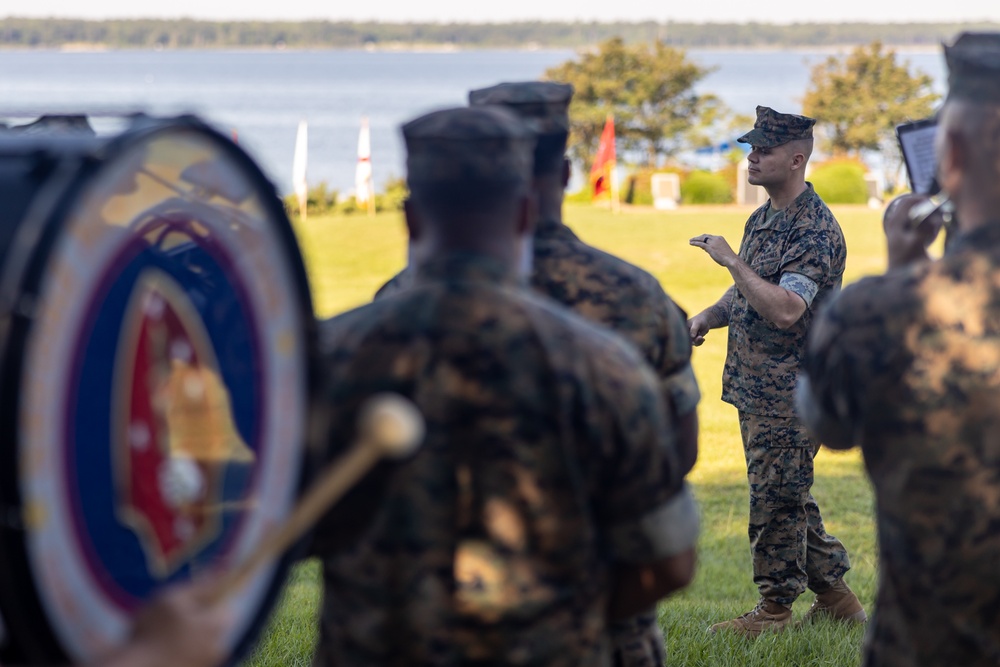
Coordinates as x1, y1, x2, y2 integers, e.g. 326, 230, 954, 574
655, 298, 701, 416
780, 271, 820, 307
608, 483, 700, 564
779, 224, 837, 298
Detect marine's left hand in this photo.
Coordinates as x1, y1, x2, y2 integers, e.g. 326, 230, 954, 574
690, 234, 738, 268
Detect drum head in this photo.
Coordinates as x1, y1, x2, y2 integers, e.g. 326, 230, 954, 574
0, 117, 318, 664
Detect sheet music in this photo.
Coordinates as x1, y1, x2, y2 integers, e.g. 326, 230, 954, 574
898, 122, 938, 195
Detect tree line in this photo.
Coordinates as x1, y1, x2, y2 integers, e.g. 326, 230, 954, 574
546, 39, 938, 191
1, 18, 998, 50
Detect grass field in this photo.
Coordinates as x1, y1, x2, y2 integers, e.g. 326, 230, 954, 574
243, 202, 890, 666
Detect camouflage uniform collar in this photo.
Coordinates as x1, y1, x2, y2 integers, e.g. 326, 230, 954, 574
945, 222, 1000, 256
413, 251, 524, 287
758, 183, 818, 230
534, 216, 579, 241
781, 182, 817, 213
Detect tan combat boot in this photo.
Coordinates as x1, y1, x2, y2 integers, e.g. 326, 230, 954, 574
802, 578, 867, 624
708, 599, 793, 637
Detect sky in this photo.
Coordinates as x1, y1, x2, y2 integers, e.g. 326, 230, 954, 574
5, 0, 1000, 24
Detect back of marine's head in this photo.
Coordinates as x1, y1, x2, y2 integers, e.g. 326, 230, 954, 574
402, 105, 535, 222
468, 81, 574, 177
937, 32, 1000, 219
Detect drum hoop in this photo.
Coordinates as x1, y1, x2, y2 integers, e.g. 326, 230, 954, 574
0, 116, 321, 664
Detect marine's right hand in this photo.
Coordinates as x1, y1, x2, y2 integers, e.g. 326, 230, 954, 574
883, 194, 943, 270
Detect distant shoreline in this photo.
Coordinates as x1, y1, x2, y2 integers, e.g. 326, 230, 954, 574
0, 43, 943, 55
0, 17, 990, 52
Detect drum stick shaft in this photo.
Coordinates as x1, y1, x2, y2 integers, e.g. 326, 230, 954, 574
207, 393, 424, 605
208, 441, 381, 604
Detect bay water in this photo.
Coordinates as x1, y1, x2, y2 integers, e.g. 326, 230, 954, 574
0, 48, 946, 195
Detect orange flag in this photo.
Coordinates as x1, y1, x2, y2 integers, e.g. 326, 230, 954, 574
590, 115, 616, 198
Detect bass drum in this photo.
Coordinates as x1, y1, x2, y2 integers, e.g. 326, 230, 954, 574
0, 115, 320, 664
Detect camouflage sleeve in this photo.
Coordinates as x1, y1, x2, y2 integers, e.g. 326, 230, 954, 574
779, 221, 837, 294
608, 483, 699, 562
799, 280, 891, 448
372, 267, 411, 301
653, 296, 700, 417
588, 342, 696, 564
308, 310, 400, 556
797, 305, 858, 448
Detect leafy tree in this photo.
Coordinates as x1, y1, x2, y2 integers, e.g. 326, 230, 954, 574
544, 37, 724, 169
802, 42, 939, 156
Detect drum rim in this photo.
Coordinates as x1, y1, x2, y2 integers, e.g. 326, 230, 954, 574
0, 115, 322, 665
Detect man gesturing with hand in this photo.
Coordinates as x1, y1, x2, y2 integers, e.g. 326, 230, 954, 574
688, 106, 863, 637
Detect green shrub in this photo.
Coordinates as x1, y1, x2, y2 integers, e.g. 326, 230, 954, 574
625, 170, 654, 206
680, 170, 733, 204
283, 182, 340, 218
375, 176, 408, 212
564, 188, 593, 204
624, 167, 690, 206
284, 178, 410, 218
338, 196, 359, 215
810, 160, 868, 204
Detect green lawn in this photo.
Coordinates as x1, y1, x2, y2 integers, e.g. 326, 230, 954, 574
242, 203, 889, 667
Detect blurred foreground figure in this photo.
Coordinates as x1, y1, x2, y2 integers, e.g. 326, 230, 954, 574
311, 106, 697, 666
2, 580, 232, 667
95, 581, 230, 667
879, 193, 948, 271
797, 32, 1000, 667
689, 106, 862, 637
467, 81, 700, 667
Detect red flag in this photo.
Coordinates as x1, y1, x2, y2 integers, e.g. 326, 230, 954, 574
590, 115, 616, 198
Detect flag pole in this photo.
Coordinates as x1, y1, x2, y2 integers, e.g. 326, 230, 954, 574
611, 159, 620, 214
293, 119, 308, 222
356, 116, 375, 218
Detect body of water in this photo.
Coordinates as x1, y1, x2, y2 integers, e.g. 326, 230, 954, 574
0, 49, 947, 195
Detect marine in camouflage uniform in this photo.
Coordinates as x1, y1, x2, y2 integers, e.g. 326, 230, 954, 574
374, 193, 700, 438
689, 107, 861, 635
377, 83, 700, 666
468, 81, 699, 667
312, 106, 699, 667
798, 33, 1000, 667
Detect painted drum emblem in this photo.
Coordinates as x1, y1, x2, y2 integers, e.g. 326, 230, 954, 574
114, 268, 256, 578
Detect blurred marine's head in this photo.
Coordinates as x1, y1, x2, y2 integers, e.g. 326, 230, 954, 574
936, 32, 1000, 224
402, 106, 536, 263
468, 81, 573, 178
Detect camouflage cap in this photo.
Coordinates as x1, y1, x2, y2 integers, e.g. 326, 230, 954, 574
737, 106, 816, 148
945, 32, 1000, 103
468, 81, 574, 137
402, 106, 535, 186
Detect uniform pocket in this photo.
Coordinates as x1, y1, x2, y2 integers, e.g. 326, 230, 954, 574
751, 253, 782, 279
744, 419, 814, 509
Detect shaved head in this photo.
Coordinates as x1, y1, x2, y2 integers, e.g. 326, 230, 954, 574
784, 137, 814, 164
937, 100, 1000, 223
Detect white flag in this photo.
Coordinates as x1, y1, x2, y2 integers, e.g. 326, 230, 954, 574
292, 119, 308, 213
356, 117, 373, 210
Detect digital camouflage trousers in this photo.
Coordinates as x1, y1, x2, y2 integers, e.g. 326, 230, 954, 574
739, 411, 852, 605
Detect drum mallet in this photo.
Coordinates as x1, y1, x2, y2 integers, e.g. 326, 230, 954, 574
208, 392, 424, 603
